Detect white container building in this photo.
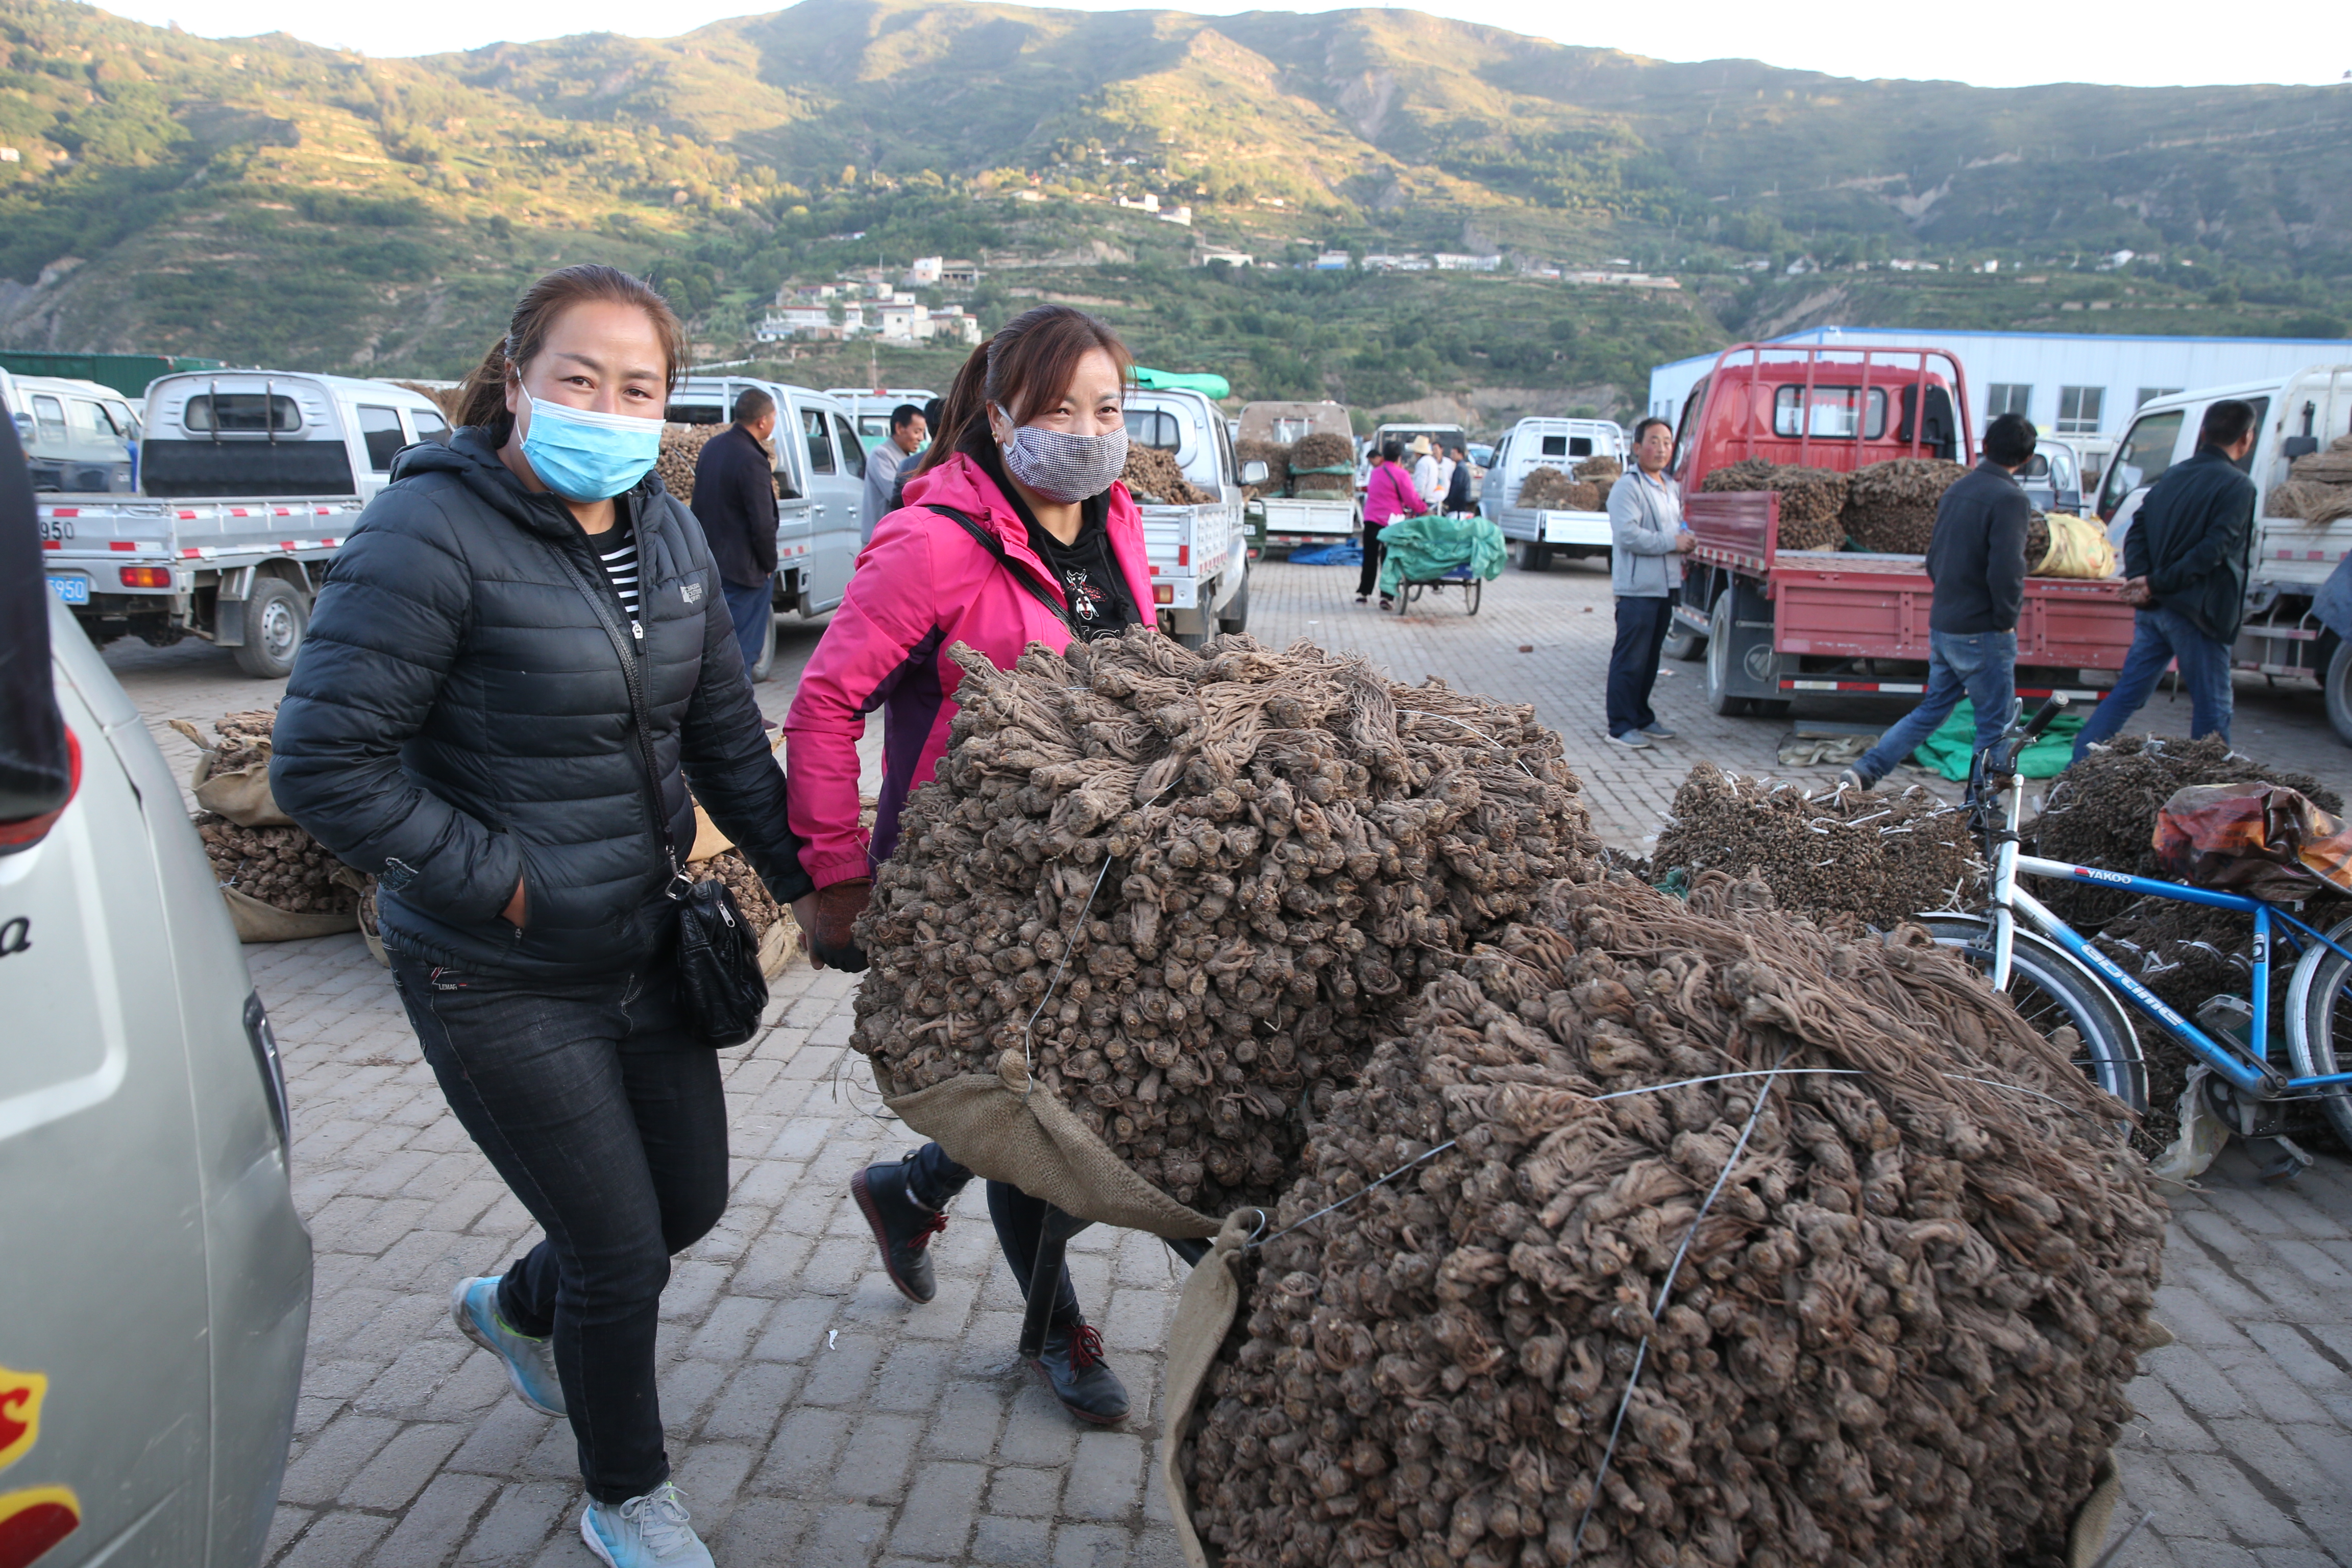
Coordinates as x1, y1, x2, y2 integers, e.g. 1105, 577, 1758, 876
1646, 326, 2352, 438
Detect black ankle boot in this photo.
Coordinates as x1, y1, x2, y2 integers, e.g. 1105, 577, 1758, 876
851, 1156, 947, 1304
1030, 1323, 1129, 1425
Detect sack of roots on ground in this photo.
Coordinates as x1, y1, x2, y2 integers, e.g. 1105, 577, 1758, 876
168, 708, 293, 826
1170, 870, 2164, 1568
849, 628, 1602, 1227
1701, 461, 1850, 551
1652, 764, 1979, 929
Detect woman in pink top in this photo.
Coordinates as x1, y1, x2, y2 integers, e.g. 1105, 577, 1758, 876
1358, 437, 1420, 607
782, 305, 1154, 1426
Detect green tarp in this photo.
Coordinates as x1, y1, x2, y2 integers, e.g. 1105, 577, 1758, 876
1909, 699, 2086, 781
1375, 511, 1506, 596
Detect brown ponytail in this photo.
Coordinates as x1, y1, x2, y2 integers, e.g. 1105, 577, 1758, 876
915, 303, 1133, 478
454, 263, 689, 443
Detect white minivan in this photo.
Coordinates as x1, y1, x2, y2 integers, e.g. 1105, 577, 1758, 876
0, 372, 141, 494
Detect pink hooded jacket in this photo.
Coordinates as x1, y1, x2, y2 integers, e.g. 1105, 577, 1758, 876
785, 452, 1157, 890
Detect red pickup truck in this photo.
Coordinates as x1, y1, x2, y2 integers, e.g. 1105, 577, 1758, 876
1662, 341, 2136, 716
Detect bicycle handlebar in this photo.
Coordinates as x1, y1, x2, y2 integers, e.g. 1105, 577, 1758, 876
2016, 693, 2068, 745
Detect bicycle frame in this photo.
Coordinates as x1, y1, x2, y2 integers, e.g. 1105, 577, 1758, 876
1974, 729, 2352, 1098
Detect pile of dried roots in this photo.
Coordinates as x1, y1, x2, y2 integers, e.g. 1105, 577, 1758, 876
207, 707, 279, 773
1180, 871, 2166, 1568
1841, 459, 1972, 554
2032, 734, 2342, 926
1124, 446, 1213, 506
1653, 764, 1979, 927
851, 630, 1601, 1212
656, 425, 721, 505
1519, 468, 1601, 512
198, 816, 361, 915
690, 848, 787, 941
1702, 460, 1851, 550
1238, 439, 1291, 501
1292, 433, 1357, 473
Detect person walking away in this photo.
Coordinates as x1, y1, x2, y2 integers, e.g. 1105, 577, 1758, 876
1410, 434, 1443, 509
862, 402, 926, 543
2068, 398, 2261, 760
1443, 442, 1477, 517
1605, 416, 1696, 749
784, 305, 1154, 1426
692, 387, 780, 685
1358, 439, 1418, 607
1840, 412, 2041, 789
272, 264, 813, 1568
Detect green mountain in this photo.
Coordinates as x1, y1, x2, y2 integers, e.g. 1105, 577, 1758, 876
2, 0, 2345, 419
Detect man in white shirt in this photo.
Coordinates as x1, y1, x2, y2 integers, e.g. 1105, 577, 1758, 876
1410, 436, 1443, 508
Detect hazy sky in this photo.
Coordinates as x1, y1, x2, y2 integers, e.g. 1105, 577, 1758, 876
95, 0, 2349, 88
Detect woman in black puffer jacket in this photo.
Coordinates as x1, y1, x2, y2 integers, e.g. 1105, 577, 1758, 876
272, 264, 806, 1566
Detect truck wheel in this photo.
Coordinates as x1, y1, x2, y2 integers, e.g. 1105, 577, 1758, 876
1174, 630, 1210, 650
1705, 593, 1752, 716
233, 577, 308, 679
2326, 640, 2352, 747
1662, 619, 1705, 661
1218, 576, 1251, 635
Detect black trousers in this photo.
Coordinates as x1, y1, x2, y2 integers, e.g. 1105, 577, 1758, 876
1607, 592, 1676, 738
391, 953, 727, 1504
1356, 520, 1387, 599
906, 1142, 1082, 1329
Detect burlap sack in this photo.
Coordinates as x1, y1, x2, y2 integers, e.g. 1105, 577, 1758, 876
879, 1049, 1221, 1239
167, 719, 292, 827
757, 912, 801, 979
1159, 1209, 1259, 1568
2035, 512, 2120, 579
690, 803, 733, 862
222, 886, 359, 942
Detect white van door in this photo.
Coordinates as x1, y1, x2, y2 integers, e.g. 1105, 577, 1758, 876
795, 400, 860, 612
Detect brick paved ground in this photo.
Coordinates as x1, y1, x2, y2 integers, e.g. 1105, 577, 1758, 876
99, 558, 2352, 1566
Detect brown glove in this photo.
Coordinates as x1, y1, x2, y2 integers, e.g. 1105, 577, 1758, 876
809, 878, 872, 972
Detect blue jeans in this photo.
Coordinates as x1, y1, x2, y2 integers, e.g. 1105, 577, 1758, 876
389, 953, 726, 1503
721, 577, 771, 680
906, 1143, 1082, 1330
1855, 629, 2018, 783
2071, 606, 2234, 761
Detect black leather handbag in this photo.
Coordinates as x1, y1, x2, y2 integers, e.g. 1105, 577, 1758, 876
555, 540, 769, 1047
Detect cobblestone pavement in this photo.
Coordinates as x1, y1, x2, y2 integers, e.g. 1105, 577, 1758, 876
99, 558, 2352, 1566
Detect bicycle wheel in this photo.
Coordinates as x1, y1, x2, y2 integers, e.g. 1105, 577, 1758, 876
2285, 914, 2352, 1152
1915, 913, 2148, 1113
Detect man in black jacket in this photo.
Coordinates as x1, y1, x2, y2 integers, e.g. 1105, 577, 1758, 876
2072, 399, 2260, 759
1842, 412, 2039, 790
692, 386, 780, 680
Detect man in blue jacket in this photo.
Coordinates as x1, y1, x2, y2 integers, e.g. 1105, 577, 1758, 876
2071, 399, 2260, 760
1842, 412, 2039, 790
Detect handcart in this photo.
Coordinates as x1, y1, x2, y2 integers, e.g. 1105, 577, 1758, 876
1390, 562, 1483, 617
1375, 509, 1506, 619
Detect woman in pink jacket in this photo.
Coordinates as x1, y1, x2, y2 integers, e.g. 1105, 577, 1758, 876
1357, 437, 1419, 608
783, 305, 1154, 1425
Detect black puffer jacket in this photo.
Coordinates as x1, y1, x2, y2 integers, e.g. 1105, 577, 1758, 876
271, 428, 811, 978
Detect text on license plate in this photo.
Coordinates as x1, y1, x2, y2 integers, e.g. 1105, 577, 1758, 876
46, 575, 90, 606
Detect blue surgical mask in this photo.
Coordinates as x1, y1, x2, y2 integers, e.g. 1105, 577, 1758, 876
518, 390, 662, 501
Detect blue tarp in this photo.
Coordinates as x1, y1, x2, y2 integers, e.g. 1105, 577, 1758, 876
1290, 540, 1363, 567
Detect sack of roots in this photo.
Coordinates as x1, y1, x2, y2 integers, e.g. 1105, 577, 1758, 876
1169, 871, 2166, 1568
1842, 458, 1972, 555
1124, 446, 1213, 506
851, 629, 1601, 1220
1290, 433, 1356, 472
2153, 782, 2352, 902
1702, 460, 1851, 551
168, 713, 293, 826
655, 424, 722, 506
222, 885, 360, 942
2033, 513, 2117, 579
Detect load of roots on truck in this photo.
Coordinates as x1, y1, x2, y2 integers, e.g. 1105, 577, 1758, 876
1662, 341, 2138, 718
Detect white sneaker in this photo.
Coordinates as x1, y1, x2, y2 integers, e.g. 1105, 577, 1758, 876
581, 1484, 714, 1567
1606, 731, 1653, 750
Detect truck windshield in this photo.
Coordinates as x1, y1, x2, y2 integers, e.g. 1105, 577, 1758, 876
2099, 410, 2184, 518
1771, 386, 1889, 440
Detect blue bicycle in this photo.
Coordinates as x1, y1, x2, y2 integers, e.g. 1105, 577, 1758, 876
1919, 695, 2352, 1171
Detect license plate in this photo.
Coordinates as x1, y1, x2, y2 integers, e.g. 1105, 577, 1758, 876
46, 575, 89, 606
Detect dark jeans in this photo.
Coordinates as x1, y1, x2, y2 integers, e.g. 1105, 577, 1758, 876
1854, 628, 2018, 783
721, 577, 771, 680
390, 953, 727, 1504
1357, 521, 1388, 600
905, 1142, 1082, 1330
2072, 606, 2235, 761
1606, 593, 1676, 737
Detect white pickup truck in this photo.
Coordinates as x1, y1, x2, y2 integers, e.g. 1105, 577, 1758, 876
2097, 364, 2352, 737
37, 371, 453, 677
665, 376, 867, 678
1479, 417, 1629, 570
1238, 399, 1357, 557
1125, 386, 1250, 646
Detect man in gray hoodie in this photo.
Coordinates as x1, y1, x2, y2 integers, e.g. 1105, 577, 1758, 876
1605, 416, 1696, 748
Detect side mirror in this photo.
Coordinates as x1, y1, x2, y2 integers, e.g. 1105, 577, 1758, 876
1241, 460, 1269, 485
